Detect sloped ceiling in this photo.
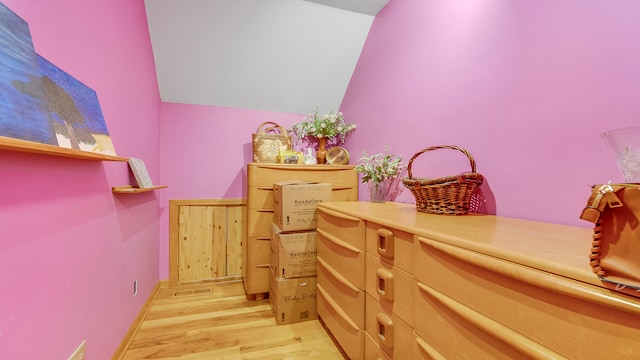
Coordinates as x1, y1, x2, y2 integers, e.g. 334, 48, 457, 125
144, 0, 389, 114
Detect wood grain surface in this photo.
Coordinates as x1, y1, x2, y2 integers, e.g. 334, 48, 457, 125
117, 281, 345, 359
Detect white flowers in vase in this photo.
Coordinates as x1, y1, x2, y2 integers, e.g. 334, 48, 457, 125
288, 108, 357, 148
355, 145, 406, 202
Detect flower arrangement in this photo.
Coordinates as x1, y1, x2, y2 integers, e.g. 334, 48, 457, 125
355, 145, 405, 184
355, 146, 406, 202
288, 109, 357, 147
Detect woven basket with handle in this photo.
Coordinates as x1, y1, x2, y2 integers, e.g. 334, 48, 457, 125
252, 121, 292, 163
402, 145, 484, 215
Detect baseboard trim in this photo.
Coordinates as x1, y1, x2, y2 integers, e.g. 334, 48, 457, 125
111, 280, 166, 360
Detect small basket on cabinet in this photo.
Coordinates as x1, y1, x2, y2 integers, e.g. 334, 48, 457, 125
402, 145, 483, 215
252, 121, 292, 163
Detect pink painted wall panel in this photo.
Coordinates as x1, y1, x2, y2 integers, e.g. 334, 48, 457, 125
0, 0, 161, 359
155, 2, 640, 284
6, 2, 633, 354
158, 103, 303, 278
340, 0, 640, 226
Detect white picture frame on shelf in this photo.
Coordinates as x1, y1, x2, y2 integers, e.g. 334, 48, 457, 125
127, 157, 154, 189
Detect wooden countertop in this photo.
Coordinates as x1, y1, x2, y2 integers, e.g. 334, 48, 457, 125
317, 201, 598, 287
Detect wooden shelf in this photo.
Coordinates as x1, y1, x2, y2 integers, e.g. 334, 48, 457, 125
112, 185, 168, 194
0, 136, 167, 194
0, 136, 127, 161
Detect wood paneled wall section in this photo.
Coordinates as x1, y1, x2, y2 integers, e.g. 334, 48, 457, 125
169, 199, 245, 287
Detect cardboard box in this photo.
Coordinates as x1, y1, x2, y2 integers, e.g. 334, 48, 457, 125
269, 270, 318, 325
271, 223, 317, 278
273, 181, 332, 232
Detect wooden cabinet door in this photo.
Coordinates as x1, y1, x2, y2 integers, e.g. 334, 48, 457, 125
169, 199, 244, 286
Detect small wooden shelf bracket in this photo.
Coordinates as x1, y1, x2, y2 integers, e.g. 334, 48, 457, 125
112, 185, 168, 194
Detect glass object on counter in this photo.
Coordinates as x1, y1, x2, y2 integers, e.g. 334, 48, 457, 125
303, 148, 317, 164
602, 126, 640, 183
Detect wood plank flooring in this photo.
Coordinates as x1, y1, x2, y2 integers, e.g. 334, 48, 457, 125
117, 281, 346, 360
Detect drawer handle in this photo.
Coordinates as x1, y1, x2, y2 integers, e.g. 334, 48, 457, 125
416, 236, 640, 315
317, 206, 361, 222
257, 186, 273, 191
317, 284, 360, 331
376, 228, 395, 259
256, 236, 270, 241
317, 256, 360, 293
415, 336, 447, 360
317, 228, 360, 253
376, 268, 394, 301
416, 282, 568, 359
376, 312, 395, 349
256, 208, 274, 213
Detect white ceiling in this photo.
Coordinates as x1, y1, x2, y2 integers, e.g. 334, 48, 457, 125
144, 0, 390, 114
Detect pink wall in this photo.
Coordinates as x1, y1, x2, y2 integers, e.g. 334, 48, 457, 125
11, 0, 635, 357
157, 1, 640, 283
0, 0, 161, 359
154, 0, 640, 292
158, 1, 640, 255
340, 0, 640, 226
158, 103, 303, 278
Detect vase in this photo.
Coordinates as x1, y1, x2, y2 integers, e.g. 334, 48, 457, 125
369, 182, 387, 202
601, 126, 640, 182
368, 174, 406, 203
316, 137, 327, 164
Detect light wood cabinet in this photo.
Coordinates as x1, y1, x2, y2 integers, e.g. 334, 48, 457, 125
168, 199, 244, 287
316, 201, 640, 359
316, 206, 366, 360
363, 221, 415, 359
244, 163, 358, 299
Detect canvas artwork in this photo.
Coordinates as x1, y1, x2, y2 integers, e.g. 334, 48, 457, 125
0, 2, 116, 155
37, 55, 117, 155
0, 2, 55, 145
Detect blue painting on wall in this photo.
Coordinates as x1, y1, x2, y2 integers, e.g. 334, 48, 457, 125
0, 1, 116, 155
37, 55, 116, 155
0, 2, 56, 145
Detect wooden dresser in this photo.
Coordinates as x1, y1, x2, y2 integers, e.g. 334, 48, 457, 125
316, 201, 640, 359
244, 163, 358, 299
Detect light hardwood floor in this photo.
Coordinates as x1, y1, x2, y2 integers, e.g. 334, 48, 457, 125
115, 281, 346, 360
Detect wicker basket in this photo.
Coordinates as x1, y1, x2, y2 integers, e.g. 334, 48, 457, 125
402, 145, 484, 215
252, 121, 292, 163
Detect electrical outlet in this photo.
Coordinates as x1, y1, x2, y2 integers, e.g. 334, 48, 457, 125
68, 340, 86, 360
133, 280, 138, 296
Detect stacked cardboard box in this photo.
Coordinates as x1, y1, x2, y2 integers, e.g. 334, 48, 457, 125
269, 181, 331, 325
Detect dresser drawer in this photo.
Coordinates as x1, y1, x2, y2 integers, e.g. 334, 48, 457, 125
247, 186, 275, 210
365, 253, 413, 327
413, 332, 446, 360
317, 256, 365, 329
317, 228, 365, 290
246, 209, 273, 237
364, 333, 391, 360
243, 236, 271, 294
330, 187, 359, 202
317, 206, 365, 250
365, 294, 413, 360
247, 164, 357, 188
248, 184, 357, 211
414, 280, 567, 360
318, 284, 364, 360
365, 222, 414, 274
415, 236, 640, 359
